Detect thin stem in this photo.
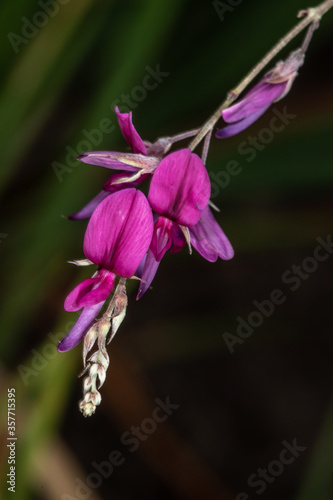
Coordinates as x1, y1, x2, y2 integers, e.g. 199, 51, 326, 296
201, 127, 213, 165
188, 0, 333, 152
300, 16, 320, 53
169, 129, 200, 143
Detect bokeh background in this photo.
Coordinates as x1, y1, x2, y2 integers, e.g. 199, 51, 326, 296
1, 0, 333, 499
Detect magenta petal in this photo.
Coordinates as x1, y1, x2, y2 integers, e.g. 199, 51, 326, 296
136, 249, 160, 300
222, 81, 287, 123
64, 269, 115, 311
115, 106, 147, 155
151, 216, 173, 261
148, 149, 210, 227
215, 79, 288, 139
58, 301, 105, 352
170, 223, 186, 254
77, 151, 150, 172
215, 108, 269, 139
68, 190, 111, 220
189, 207, 234, 262
84, 188, 153, 277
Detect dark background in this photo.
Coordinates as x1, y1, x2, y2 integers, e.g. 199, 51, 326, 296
0, 1, 332, 499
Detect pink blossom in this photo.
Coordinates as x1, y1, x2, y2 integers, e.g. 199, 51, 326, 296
216, 50, 304, 138
137, 149, 211, 298
58, 188, 153, 352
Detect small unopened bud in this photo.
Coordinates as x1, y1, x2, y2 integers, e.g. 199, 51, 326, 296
97, 371, 106, 388
79, 390, 102, 417
107, 281, 128, 344
110, 307, 127, 342
79, 401, 96, 417
82, 375, 93, 393
98, 317, 111, 338
113, 292, 127, 318
88, 361, 100, 379
78, 278, 129, 416
82, 324, 99, 367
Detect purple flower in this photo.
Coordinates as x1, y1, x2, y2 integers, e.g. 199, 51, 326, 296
137, 148, 211, 298
58, 188, 154, 352
189, 206, 234, 262
78, 106, 159, 172
216, 50, 304, 139
69, 106, 162, 220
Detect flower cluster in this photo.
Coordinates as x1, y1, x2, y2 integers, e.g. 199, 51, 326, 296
59, 47, 303, 416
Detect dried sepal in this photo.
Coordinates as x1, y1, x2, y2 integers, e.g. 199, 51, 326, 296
82, 324, 99, 368
108, 278, 128, 344
179, 225, 192, 255
68, 259, 93, 266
